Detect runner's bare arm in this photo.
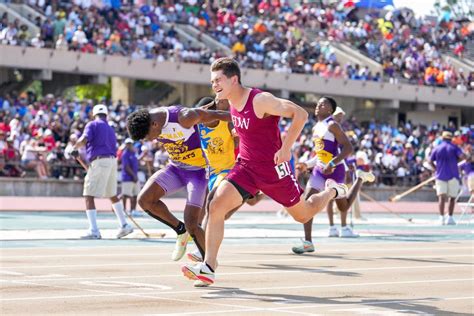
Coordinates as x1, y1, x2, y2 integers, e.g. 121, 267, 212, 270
328, 121, 353, 165
178, 108, 231, 128
227, 122, 240, 148
254, 92, 308, 164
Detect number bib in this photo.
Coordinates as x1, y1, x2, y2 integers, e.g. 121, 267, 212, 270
275, 161, 292, 179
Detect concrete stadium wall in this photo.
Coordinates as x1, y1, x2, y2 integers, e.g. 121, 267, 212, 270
1, 45, 473, 107
0, 178, 438, 201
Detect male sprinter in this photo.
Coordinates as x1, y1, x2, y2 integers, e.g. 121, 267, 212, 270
182, 57, 348, 286
187, 97, 264, 271
292, 98, 375, 254
126, 105, 230, 261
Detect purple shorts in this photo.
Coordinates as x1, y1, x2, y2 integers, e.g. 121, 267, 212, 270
152, 164, 208, 208
308, 164, 345, 191
226, 158, 303, 207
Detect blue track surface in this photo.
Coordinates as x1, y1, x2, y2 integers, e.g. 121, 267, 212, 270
1, 211, 472, 248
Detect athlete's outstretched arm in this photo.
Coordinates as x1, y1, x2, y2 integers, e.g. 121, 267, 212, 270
254, 92, 308, 164
178, 108, 231, 128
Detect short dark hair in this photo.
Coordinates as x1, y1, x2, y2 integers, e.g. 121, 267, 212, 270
127, 109, 151, 141
321, 96, 337, 113
211, 57, 241, 84
194, 96, 215, 110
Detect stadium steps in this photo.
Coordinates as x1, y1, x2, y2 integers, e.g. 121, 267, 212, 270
442, 53, 474, 73
330, 42, 383, 74
305, 29, 382, 74
162, 22, 206, 50
0, 3, 39, 35
6, 3, 46, 24
174, 24, 232, 55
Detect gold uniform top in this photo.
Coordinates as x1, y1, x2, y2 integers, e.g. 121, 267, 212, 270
198, 120, 235, 175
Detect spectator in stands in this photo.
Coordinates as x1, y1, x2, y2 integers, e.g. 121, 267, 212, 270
121, 138, 141, 217
2, 137, 22, 177
429, 131, 466, 225
20, 137, 48, 179
1, 1, 472, 90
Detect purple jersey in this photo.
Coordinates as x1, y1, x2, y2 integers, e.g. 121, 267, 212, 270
155, 106, 207, 170
311, 116, 343, 179
84, 118, 117, 162
430, 140, 463, 181
460, 161, 474, 176
311, 116, 340, 165
121, 148, 138, 182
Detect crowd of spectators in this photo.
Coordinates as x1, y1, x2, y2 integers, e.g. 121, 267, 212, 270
1, 92, 472, 189
0, 91, 170, 180
0, 1, 472, 89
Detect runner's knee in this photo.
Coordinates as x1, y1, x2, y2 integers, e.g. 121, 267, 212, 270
208, 198, 227, 218
292, 212, 311, 224
137, 191, 152, 209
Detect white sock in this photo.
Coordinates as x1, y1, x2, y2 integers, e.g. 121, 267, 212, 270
112, 202, 127, 227
86, 209, 98, 232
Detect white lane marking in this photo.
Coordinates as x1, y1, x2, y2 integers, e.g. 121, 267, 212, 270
2, 254, 472, 270
79, 281, 171, 290
2, 246, 473, 259
1, 279, 258, 313
1, 263, 471, 283
146, 296, 474, 316
2, 278, 473, 302
0, 270, 25, 276
26, 274, 67, 278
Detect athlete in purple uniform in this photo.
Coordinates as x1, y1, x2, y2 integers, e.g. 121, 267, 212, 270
181, 57, 348, 286
126, 105, 230, 262
292, 98, 375, 254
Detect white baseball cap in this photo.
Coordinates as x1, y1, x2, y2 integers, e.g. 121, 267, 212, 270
124, 138, 133, 144
333, 106, 346, 116
92, 104, 108, 116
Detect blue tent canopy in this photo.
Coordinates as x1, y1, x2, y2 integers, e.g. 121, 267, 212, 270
356, 0, 394, 9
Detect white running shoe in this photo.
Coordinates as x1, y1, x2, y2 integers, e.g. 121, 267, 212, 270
172, 232, 190, 261
182, 262, 214, 285
80, 231, 102, 240
325, 179, 348, 199
328, 226, 339, 237
446, 216, 456, 225
130, 210, 143, 217
292, 240, 315, 254
187, 249, 203, 262
439, 215, 446, 225
340, 226, 359, 238
117, 224, 133, 238
356, 169, 375, 183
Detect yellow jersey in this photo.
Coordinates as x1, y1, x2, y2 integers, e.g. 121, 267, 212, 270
198, 120, 235, 175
